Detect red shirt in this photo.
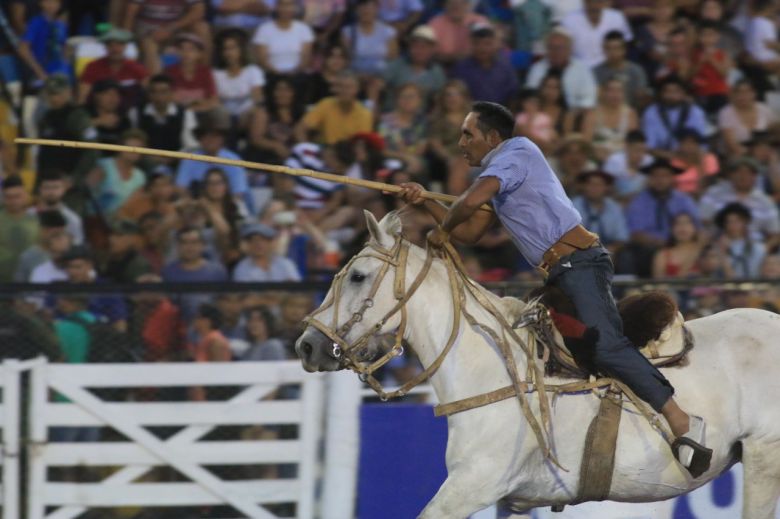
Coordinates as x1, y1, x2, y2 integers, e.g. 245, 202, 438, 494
80, 57, 148, 107
164, 63, 216, 107
691, 49, 729, 97
142, 299, 186, 361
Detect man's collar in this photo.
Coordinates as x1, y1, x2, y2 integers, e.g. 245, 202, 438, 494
480, 139, 509, 168
144, 103, 177, 116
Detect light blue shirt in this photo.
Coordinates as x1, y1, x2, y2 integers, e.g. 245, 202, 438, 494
232, 255, 302, 283
176, 148, 249, 195
478, 137, 582, 265
572, 196, 629, 245
641, 102, 708, 151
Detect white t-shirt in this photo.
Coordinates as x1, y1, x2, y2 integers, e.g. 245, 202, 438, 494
214, 65, 266, 116
745, 16, 779, 64
561, 8, 633, 68
252, 20, 314, 72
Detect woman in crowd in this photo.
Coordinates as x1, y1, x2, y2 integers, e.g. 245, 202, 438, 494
514, 88, 556, 155
538, 72, 575, 141
715, 202, 766, 279
306, 44, 350, 105
246, 77, 304, 166
89, 80, 131, 145
213, 29, 266, 133
633, 0, 678, 78
88, 130, 147, 217
196, 168, 246, 266
718, 79, 777, 156
165, 34, 219, 113
652, 212, 703, 279
341, 0, 398, 76
581, 78, 638, 162
428, 79, 471, 194
240, 306, 288, 361
252, 0, 314, 78
190, 304, 231, 401
378, 83, 428, 177
671, 128, 719, 197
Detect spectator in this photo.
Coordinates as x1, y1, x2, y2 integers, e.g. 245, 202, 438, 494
0, 99, 18, 179
215, 293, 246, 340
651, 212, 702, 279
744, 0, 780, 76
88, 129, 147, 217
196, 168, 245, 263
551, 134, 597, 194
59, 245, 128, 329
593, 30, 650, 109
37, 75, 98, 192
633, 0, 677, 79
670, 128, 719, 197
560, 0, 633, 68
714, 202, 766, 279
176, 113, 250, 202
189, 303, 231, 400
514, 89, 555, 154
129, 74, 198, 156
253, 0, 314, 77
53, 295, 97, 368
15, 209, 67, 282
378, 83, 428, 176
604, 130, 654, 201
511, 0, 553, 54
452, 24, 519, 106
78, 28, 148, 108
212, 0, 273, 33
640, 75, 708, 156
247, 76, 303, 165
138, 211, 167, 273
378, 0, 422, 34
622, 158, 700, 276
696, 244, 733, 280
428, 79, 471, 194
688, 21, 732, 113
302, 0, 346, 47
214, 29, 265, 129
699, 158, 780, 246
88, 79, 132, 145
305, 43, 350, 106
104, 220, 152, 283
275, 292, 313, 351
572, 170, 629, 254
164, 33, 219, 113
0, 299, 60, 361
383, 25, 446, 111
697, 0, 743, 59
123, 0, 210, 75
233, 222, 301, 282
581, 78, 638, 162
131, 273, 186, 362
117, 170, 177, 223
745, 132, 780, 201
341, 0, 398, 75
295, 71, 373, 145
31, 170, 84, 245
658, 27, 695, 83
717, 80, 777, 157
29, 229, 71, 283
428, 0, 488, 64
19, 0, 68, 81
0, 176, 39, 283
525, 28, 598, 110
240, 305, 287, 361
537, 72, 576, 142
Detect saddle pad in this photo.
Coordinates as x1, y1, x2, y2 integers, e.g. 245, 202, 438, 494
576, 388, 623, 503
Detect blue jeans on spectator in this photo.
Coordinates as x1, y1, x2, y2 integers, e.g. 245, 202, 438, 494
547, 246, 674, 412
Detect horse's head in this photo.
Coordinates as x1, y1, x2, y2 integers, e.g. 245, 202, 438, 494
296, 210, 410, 373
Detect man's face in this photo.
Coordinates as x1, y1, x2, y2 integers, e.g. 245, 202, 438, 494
335, 76, 359, 103
626, 141, 647, 161
660, 83, 685, 106
106, 40, 126, 60
546, 34, 571, 68
472, 35, 497, 62
458, 112, 496, 167
409, 39, 435, 65
149, 176, 174, 201
45, 89, 70, 109
729, 166, 757, 193
646, 168, 676, 193
39, 179, 65, 205
148, 81, 173, 106
445, 0, 470, 20
200, 132, 225, 155
246, 234, 272, 259
217, 294, 244, 321
2, 186, 28, 213
109, 233, 136, 255
603, 38, 625, 63
583, 176, 609, 201
177, 231, 205, 262
281, 295, 312, 323
66, 259, 93, 282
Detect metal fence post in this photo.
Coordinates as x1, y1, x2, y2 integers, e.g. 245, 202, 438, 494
2, 360, 20, 519
27, 358, 47, 519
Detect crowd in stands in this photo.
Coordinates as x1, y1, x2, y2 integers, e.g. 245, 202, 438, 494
2, 0, 780, 368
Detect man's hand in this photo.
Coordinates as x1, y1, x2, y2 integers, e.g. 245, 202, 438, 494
396, 182, 427, 205
426, 226, 449, 248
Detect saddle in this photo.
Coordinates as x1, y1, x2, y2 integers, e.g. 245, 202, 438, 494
512, 288, 694, 380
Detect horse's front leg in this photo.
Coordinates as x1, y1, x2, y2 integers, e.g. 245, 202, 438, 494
417, 463, 511, 519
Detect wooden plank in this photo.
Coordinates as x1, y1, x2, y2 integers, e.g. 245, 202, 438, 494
42, 440, 301, 465
47, 361, 309, 387
44, 401, 302, 426
44, 480, 300, 507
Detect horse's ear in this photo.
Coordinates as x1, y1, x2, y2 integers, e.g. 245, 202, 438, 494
364, 210, 383, 244
380, 210, 403, 237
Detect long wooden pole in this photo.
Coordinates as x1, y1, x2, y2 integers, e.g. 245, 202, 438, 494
15, 138, 492, 211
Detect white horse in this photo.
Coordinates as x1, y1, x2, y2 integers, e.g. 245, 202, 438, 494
296, 211, 780, 519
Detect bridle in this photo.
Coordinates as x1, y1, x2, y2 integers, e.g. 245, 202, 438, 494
304, 234, 463, 401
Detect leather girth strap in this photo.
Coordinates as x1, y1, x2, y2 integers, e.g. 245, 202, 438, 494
575, 385, 623, 504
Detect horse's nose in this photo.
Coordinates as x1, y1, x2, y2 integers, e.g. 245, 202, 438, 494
299, 340, 314, 361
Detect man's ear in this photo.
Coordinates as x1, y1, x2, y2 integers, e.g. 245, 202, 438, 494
487, 129, 504, 147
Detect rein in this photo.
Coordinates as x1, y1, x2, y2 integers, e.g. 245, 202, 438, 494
304, 235, 671, 469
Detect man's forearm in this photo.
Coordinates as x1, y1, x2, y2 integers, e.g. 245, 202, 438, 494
441, 197, 478, 234
422, 199, 448, 224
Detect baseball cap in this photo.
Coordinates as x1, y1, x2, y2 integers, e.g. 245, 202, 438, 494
43, 74, 71, 94
241, 222, 278, 240
100, 27, 133, 44
409, 25, 437, 43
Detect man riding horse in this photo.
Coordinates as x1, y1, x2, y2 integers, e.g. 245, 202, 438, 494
397, 101, 712, 475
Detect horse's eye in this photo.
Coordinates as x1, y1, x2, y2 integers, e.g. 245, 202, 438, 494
350, 272, 366, 283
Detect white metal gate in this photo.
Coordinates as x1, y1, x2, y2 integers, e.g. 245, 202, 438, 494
0, 360, 23, 519
26, 360, 324, 519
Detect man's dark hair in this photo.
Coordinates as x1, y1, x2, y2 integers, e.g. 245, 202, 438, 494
38, 169, 65, 184
38, 210, 67, 228
625, 130, 646, 144
176, 226, 204, 242
603, 30, 625, 44
471, 101, 515, 141
1, 176, 23, 190
149, 74, 174, 87
697, 20, 721, 32
198, 303, 223, 330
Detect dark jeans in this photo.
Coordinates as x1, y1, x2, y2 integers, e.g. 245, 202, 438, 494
547, 246, 674, 412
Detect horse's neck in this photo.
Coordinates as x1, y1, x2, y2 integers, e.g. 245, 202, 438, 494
403, 254, 532, 403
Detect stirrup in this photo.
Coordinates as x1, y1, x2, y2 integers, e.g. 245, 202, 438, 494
671, 437, 712, 478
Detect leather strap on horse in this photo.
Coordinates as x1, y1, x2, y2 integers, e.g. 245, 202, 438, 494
575, 385, 623, 503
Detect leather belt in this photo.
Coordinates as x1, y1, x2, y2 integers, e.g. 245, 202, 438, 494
537, 225, 600, 277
